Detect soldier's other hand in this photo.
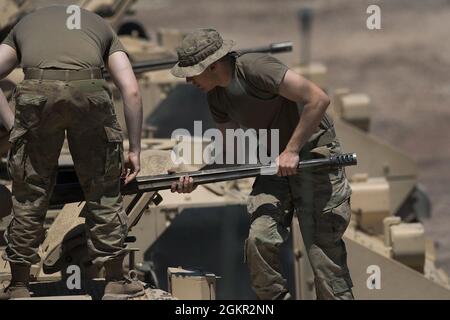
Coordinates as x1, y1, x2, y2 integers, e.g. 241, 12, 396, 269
170, 175, 197, 194
123, 151, 141, 185
276, 150, 299, 177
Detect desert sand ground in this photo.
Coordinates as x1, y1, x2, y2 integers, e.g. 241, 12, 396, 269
34, 0, 450, 274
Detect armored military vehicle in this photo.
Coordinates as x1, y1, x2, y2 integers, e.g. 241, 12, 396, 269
0, 3, 448, 300
118, 7, 449, 300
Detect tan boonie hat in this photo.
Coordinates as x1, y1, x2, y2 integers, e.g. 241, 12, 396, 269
171, 29, 235, 78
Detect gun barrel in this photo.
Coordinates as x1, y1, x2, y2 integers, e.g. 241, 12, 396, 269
104, 41, 293, 78
130, 58, 178, 74
49, 153, 357, 206
238, 41, 293, 55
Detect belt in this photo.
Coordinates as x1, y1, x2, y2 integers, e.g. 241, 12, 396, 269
24, 68, 104, 81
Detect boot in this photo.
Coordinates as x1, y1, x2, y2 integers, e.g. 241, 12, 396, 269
102, 257, 145, 300
0, 263, 31, 300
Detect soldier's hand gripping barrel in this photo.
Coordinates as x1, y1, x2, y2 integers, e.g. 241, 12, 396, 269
49, 153, 358, 206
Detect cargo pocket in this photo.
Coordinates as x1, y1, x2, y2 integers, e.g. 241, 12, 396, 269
302, 143, 348, 211
309, 144, 343, 182
14, 93, 47, 129
316, 199, 351, 245
7, 126, 28, 181
104, 125, 124, 179
330, 199, 351, 242
330, 199, 351, 235
330, 277, 352, 295
87, 91, 116, 116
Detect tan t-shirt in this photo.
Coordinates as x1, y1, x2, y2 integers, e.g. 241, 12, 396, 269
208, 53, 330, 152
208, 54, 351, 211
2, 5, 126, 70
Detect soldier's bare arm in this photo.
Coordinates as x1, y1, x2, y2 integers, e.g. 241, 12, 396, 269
276, 69, 330, 176
0, 44, 19, 132
107, 51, 143, 184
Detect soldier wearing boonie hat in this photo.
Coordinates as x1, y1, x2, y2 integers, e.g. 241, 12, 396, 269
171, 28, 235, 78
171, 29, 354, 300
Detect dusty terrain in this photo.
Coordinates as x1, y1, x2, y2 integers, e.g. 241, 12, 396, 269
33, 0, 450, 273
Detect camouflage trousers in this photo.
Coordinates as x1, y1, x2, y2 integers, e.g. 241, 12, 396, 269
4, 79, 128, 266
245, 142, 354, 300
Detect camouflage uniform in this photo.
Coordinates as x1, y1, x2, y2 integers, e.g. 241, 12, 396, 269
245, 125, 354, 300
4, 77, 128, 266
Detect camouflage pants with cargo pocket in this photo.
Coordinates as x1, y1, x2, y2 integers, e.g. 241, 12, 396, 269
245, 138, 354, 300
4, 79, 128, 266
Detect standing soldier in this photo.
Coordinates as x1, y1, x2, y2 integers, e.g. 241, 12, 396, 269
170, 29, 354, 300
0, 5, 144, 299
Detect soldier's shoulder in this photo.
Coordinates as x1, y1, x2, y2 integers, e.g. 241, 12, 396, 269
7, 6, 58, 31
236, 52, 268, 66
26, 5, 74, 17
79, 7, 109, 25
236, 53, 284, 78
17, 5, 99, 24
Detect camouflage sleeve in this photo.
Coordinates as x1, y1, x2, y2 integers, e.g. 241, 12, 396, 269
207, 92, 231, 124
245, 55, 289, 95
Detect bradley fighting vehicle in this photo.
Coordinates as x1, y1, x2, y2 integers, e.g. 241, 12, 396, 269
0, 2, 449, 299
